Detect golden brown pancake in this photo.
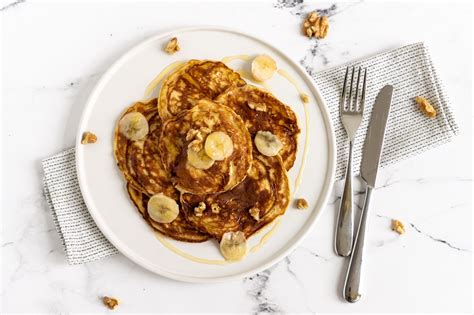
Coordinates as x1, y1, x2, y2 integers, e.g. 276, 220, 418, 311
127, 184, 209, 242
215, 85, 300, 170
159, 99, 253, 195
158, 60, 246, 120
114, 99, 159, 193
114, 98, 176, 198
180, 154, 290, 240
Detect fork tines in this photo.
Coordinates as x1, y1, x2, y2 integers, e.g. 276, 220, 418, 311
340, 66, 367, 113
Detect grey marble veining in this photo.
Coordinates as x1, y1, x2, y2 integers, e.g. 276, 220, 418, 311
245, 267, 282, 314
0, 0, 25, 12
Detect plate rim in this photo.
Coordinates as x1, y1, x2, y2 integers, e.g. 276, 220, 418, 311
75, 25, 336, 283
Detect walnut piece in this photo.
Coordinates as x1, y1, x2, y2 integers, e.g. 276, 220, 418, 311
186, 129, 199, 141
303, 11, 329, 39
249, 207, 260, 221
295, 198, 309, 210
81, 131, 97, 144
391, 219, 405, 235
415, 96, 437, 118
211, 203, 221, 214
102, 296, 119, 310
200, 126, 212, 135
247, 101, 267, 112
164, 37, 180, 54
194, 202, 206, 217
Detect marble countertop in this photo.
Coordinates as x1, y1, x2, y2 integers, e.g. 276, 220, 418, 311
1, 1, 472, 313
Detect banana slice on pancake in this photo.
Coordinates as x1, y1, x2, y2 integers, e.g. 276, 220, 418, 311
251, 55, 277, 82
220, 231, 247, 261
254, 131, 283, 157
147, 193, 179, 223
204, 131, 234, 161
187, 147, 215, 170
119, 112, 149, 141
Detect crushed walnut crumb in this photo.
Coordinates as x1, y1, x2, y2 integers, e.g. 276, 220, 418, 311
81, 131, 97, 144
164, 37, 180, 54
391, 219, 405, 235
415, 96, 437, 118
102, 296, 119, 310
295, 198, 309, 210
194, 202, 206, 217
211, 203, 221, 214
303, 11, 329, 39
249, 207, 260, 221
247, 101, 267, 112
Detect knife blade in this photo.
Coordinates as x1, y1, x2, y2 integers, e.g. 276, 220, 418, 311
360, 85, 393, 188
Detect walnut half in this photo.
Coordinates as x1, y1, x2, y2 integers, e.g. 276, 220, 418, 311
303, 11, 329, 39
102, 296, 119, 310
295, 198, 309, 210
164, 37, 180, 54
81, 131, 97, 144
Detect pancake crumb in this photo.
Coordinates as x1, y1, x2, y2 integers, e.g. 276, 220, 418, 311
300, 93, 310, 104
81, 131, 97, 144
391, 219, 405, 234
164, 37, 180, 54
102, 296, 119, 310
295, 198, 308, 209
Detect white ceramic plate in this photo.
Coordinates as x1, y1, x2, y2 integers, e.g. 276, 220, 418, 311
76, 26, 336, 283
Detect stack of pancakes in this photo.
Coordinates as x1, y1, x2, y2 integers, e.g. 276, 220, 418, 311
114, 59, 300, 243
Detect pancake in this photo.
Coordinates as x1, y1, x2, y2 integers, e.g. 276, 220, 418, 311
114, 99, 159, 193
128, 113, 178, 197
215, 85, 300, 170
158, 60, 246, 120
159, 99, 253, 194
180, 154, 290, 240
127, 184, 209, 242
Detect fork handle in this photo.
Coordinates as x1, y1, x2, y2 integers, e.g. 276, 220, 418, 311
335, 140, 354, 257
343, 185, 373, 303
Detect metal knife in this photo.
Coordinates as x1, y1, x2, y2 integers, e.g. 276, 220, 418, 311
343, 85, 394, 303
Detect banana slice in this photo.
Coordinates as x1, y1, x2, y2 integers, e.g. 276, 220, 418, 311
204, 131, 234, 161
147, 193, 179, 223
254, 131, 283, 157
187, 147, 215, 170
220, 231, 247, 261
119, 112, 149, 141
251, 54, 277, 82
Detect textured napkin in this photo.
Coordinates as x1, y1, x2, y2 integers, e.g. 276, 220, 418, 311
313, 42, 459, 179
43, 148, 118, 264
43, 42, 458, 264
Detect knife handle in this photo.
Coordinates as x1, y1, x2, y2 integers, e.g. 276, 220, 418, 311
335, 140, 354, 257
343, 185, 373, 303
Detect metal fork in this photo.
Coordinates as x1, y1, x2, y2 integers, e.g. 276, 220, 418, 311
335, 66, 367, 257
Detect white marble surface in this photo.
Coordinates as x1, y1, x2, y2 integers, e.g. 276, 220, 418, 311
1, 0, 472, 313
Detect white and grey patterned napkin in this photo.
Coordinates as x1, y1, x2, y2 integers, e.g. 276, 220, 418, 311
43, 148, 118, 264
43, 42, 458, 264
313, 42, 459, 179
